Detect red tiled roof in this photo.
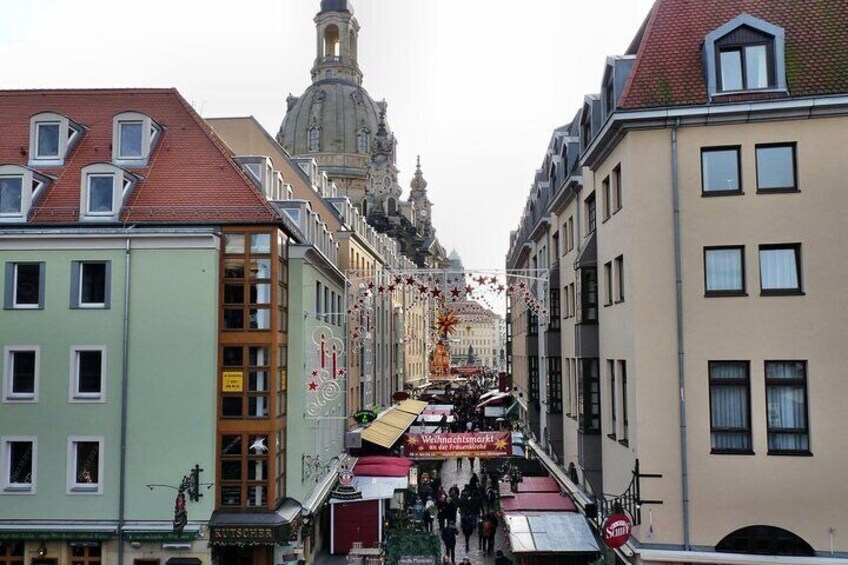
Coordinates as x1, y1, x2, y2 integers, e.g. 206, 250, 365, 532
620, 0, 848, 109
0, 88, 278, 224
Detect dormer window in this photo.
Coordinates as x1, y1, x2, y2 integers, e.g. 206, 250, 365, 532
112, 112, 161, 166
0, 165, 50, 223
80, 164, 139, 221
718, 40, 769, 91
29, 112, 83, 167
704, 14, 787, 99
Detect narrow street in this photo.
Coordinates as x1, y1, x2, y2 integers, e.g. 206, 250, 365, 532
435, 458, 513, 565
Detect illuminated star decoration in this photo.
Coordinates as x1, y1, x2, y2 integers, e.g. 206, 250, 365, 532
406, 436, 419, 446
494, 438, 508, 450
435, 309, 460, 339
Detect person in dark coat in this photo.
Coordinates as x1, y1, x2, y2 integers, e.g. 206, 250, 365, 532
437, 496, 449, 530
494, 550, 513, 565
460, 512, 476, 552
482, 511, 499, 555
441, 521, 459, 564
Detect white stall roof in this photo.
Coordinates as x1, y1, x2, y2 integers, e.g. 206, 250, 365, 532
329, 476, 408, 504
505, 512, 600, 554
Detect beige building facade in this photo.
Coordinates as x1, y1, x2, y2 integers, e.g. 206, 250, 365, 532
508, 1, 848, 563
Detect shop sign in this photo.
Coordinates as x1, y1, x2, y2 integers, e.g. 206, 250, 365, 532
222, 371, 244, 392
602, 513, 632, 549
0, 531, 113, 541
124, 531, 198, 542
403, 432, 511, 459
209, 525, 284, 545
353, 409, 378, 425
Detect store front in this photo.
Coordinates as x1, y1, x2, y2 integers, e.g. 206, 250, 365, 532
208, 504, 300, 565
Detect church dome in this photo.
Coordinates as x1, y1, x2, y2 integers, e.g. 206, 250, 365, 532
279, 81, 390, 159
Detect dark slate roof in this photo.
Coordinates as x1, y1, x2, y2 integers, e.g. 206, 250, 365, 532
320, 0, 353, 14
0, 89, 277, 224
621, 0, 848, 109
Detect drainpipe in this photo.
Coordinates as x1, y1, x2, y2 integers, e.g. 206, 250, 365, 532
670, 120, 691, 550
117, 237, 132, 565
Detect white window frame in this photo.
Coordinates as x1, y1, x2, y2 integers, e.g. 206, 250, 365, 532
11, 262, 42, 309
28, 112, 82, 167
80, 163, 137, 221
67, 436, 104, 495
112, 111, 161, 166
0, 165, 49, 225
1, 436, 37, 494
77, 261, 109, 308
69, 346, 107, 403
2, 346, 40, 403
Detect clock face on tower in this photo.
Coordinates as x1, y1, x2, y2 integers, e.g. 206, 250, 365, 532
419, 208, 428, 218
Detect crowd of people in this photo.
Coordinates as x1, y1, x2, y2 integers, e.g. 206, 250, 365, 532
412, 464, 504, 564
404, 372, 515, 565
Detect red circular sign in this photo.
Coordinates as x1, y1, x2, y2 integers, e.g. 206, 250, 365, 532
338, 469, 354, 486
602, 513, 632, 549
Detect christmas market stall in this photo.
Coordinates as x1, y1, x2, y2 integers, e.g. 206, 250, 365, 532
329, 457, 413, 555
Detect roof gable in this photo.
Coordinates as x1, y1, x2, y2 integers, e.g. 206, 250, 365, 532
620, 0, 848, 109
0, 89, 277, 225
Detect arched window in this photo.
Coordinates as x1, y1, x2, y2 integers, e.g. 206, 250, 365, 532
308, 127, 320, 152
357, 130, 369, 153
387, 197, 397, 216
361, 200, 368, 217
324, 25, 340, 58
716, 526, 815, 557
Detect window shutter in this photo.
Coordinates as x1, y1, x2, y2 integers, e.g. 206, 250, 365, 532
70, 261, 81, 308
3, 262, 13, 309
103, 261, 112, 309
37, 262, 46, 309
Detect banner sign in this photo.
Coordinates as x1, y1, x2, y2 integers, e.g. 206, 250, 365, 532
403, 432, 511, 458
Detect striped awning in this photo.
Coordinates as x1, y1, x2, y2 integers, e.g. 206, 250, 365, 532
379, 410, 417, 430
361, 401, 428, 448
361, 420, 405, 448
397, 399, 428, 415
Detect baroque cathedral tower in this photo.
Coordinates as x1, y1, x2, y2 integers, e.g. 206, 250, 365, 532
278, 0, 448, 267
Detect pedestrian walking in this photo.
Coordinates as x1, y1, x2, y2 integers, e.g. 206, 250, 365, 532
441, 521, 458, 564
424, 497, 437, 532
482, 511, 499, 555
460, 513, 476, 552
456, 455, 463, 470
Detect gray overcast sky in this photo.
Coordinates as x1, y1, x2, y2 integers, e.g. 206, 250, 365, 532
0, 0, 654, 269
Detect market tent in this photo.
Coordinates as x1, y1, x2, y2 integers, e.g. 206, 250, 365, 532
329, 476, 408, 503
505, 512, 599, 554
397, 399, 428, 415
362, 403, 426, 448
499, 476, 561, 497
353, 456, 412, 477
500, 492, 577, 512
476, 391, 512, 409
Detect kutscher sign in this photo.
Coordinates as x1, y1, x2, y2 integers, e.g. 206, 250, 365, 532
403, 432, 511, 458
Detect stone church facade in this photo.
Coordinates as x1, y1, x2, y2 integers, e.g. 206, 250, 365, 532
278, 0, 448, 268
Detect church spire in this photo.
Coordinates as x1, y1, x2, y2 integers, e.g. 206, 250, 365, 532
312, 0, 362, 85
410, 155, 429, 195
